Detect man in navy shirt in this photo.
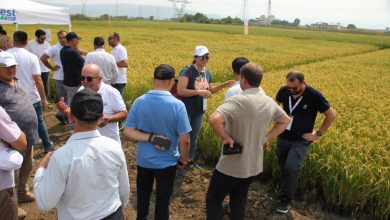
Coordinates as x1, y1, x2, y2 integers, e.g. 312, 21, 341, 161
124, 64, 191, 220
275, 71, 336, 213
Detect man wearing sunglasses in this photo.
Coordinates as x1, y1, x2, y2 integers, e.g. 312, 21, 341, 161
57, 64, 127, 143
27, 29, 51, 98
274, 71, 336, 213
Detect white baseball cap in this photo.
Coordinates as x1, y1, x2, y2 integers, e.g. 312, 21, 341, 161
0, 51, 17, 67
194, 45, 210, 56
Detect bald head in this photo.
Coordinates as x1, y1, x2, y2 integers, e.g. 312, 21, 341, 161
82, 64, 101, 77
240, 62, 263, 87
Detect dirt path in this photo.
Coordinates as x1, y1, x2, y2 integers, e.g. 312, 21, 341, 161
19, 108, 348, 220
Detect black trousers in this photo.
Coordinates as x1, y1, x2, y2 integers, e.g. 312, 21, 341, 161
136, 165, 177, 220
206, 169, 254, 220
276, 137, 310, 202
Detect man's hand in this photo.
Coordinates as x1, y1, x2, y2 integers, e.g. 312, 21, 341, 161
223, 136, 235, 148
263, 136, 270, 150
39, 152, 54, 168
57, 97, 68, 112
197, 89, 212, 98
302, 131, 319, 142
98, 116, 110, 128
41, 99, 48, 111
177, 157, 187, 169
223, 80, 236, 88
52, 65, 60, 72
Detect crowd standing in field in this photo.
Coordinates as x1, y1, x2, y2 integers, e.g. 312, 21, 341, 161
0, 26, 336, 220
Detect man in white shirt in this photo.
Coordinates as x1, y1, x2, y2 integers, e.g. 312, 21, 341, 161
0, 106, 27, 220
85, 37, 119, 85
34, 88, 130, 220
108, 32, 128, 96
10, 31, 53, 153
40, 30, 67, 102
27, 29, 51, 97
57, 64, 128, 143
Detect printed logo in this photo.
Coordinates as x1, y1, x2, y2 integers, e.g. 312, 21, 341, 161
0, 8, 16, 21
303, 104, 307, 109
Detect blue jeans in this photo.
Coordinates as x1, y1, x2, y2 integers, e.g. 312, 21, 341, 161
33, 101, 53, 152
112, 83, 126, 97
276, 137, 310, 202
187, 112, 203, 160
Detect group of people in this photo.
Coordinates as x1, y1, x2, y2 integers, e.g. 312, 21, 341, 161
0, 25, 336, 220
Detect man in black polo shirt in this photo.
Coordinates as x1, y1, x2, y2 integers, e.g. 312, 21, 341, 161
60, 32, 85, 105
275, 71, 336, 213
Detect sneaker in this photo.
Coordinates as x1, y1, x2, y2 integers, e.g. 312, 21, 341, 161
276, 201, 291, 214
18, 207, 27, 219
176, 169, 185, 177
18, 191, 35, 203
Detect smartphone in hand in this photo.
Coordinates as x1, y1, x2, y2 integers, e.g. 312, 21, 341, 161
152, 137, 171, 150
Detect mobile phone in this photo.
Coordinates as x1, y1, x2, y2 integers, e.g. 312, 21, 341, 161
223, 143, 243, 155
152, 137, 171, 150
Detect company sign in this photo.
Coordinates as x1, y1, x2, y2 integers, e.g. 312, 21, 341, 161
0, 8, 16, 21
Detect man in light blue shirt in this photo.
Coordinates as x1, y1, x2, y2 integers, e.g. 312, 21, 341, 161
124, 64, 191, 220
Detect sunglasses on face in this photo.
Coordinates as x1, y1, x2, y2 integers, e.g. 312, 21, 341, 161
197, 55, 209, 61
80, 75, 98, 82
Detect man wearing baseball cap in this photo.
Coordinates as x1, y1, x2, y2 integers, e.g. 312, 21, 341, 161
34, 88, 130, 220
85, 36, 119, 85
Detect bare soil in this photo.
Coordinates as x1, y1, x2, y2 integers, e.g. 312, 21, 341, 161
19, 108, 350, 220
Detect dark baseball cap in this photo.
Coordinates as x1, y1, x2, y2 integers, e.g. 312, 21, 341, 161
66, 32, 81, 41
154, 64, 175, 80
93, 37, 104, 46
70, 88, 103, 122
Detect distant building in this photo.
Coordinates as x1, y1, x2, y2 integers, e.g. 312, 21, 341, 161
311, 22, 344, 30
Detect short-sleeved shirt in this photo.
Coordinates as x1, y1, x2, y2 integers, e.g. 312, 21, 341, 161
0, 106, 23, 190
179, 65, 212, 116
60, 46, 84, 87
9, 47, 42, 104
224, 81, 266, 101
79, 83, 126, 143
126, 90, 192, 169
216, 88, 287, 178
111, 44, 128, 84
45, 43, 64, 80
27, 39, 51, 72
0, 80, 39, 147
276, 85, 330, 141
85, 48, 119, 84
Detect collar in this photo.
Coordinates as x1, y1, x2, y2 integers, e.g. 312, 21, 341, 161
242, 87, 263, 95
233, 81, 240, 86
95, 48, 105, 52
67, 130, 101, 143
148, 90, 171, 95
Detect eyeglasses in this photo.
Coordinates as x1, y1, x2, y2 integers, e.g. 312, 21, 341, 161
197, 55, 209, 61
80, 75, 98, 82
108, 37, 114, 40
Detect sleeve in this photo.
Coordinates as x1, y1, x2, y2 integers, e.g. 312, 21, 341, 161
216, 99, 239, 125
111, 89, 126, 112
176, 103, 192, 135
118, 48, 128, 61
75, 51, 85, 66
31, 55, 41, 76
125, 100, 138, 129
275, 87, 285, 103
118, 151, 130, 207
224, 89, 233, 102
84, 54, 92, 64
314, 91, 330, 113
179, 66, 191, 78
0, 145, 23, 170
0, 108, 21, 142
33, 154, 67, 211
45, 46, 55, 57
206, 69, 212, 83
272, 101, 288, 121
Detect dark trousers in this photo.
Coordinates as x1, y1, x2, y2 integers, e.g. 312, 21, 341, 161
136, 165, 177, 220
41, 72, 50, 97
276, 137, 310, 202
0, 187, 18, 220
206, 169, 254, 220
101, 206, 123, 220
112, 83, 126, 97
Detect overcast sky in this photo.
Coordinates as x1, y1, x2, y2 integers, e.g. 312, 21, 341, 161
36, 0, 390, 29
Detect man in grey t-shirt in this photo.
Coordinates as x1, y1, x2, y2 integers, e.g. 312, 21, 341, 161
206, 63, 291, 220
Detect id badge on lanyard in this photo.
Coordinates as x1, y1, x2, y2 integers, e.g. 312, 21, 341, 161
286, 96, 303, 131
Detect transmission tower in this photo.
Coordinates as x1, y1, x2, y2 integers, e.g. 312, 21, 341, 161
82, 0, 87, 16
241, 0, 249, 35
169, 0, 190, 19
267, 0, 272, 25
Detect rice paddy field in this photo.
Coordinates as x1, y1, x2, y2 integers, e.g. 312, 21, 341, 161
2, 20, 389, 219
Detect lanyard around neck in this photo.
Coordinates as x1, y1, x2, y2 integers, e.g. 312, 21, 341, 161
289, 96, 303, 114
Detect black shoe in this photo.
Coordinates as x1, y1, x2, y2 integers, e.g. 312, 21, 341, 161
276, 201, 291, 214
270, 194, 282, 203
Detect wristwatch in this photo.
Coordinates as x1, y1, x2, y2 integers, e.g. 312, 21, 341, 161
315, 131, 322, 137
148, 133, 154, 142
